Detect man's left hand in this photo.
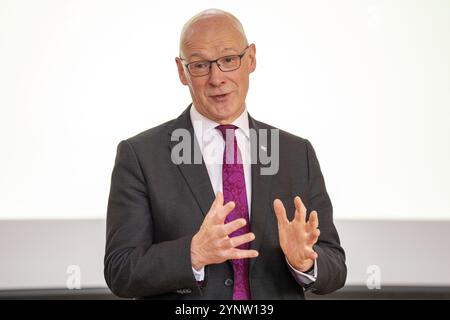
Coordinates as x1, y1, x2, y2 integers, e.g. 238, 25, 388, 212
273, 196, 320, 272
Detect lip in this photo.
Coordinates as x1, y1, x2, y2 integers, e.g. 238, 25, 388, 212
209, 92, 232, 102
209, 92, 231, 97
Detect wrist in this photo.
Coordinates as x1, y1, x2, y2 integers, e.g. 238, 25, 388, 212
191, 234, 205, 270
290, 258, 314, 273
192, 260, 204, 271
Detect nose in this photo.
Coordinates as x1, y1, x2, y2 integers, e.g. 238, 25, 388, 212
208, 61, 226, 87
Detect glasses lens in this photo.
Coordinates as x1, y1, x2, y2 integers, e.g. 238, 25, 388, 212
186, 52, 244, 76
218, 55, 241, 71
188, 60, 210, 76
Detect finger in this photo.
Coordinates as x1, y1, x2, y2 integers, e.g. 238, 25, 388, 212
308, 210, 319, 230
230, 232, 255, 248
294, 196, 307, 223
223, 218, 247, 235
230, 249, 259, 260
213, 191, 224, 208
216, 191, 223, 206
216, 200, 235, 223
308, 249, 318, 261
307, 229, 320, 245
313, 228, 321, 239
207, 192, 224, 221
273, 199, 289, 226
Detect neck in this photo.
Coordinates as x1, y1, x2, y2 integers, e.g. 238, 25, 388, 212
197, 105, 246, 125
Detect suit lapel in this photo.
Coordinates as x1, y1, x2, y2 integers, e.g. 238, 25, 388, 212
168, 105, 215, 217
248, 114, 273, 271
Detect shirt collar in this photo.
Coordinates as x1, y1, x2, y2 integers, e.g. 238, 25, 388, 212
190, 103, 250, 140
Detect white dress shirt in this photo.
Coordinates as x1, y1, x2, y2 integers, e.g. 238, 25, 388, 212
189, 104, 317, 287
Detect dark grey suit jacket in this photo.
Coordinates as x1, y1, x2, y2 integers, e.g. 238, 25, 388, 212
104, 105, 346, 299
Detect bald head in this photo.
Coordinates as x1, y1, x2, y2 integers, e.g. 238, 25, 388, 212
179, 9, 248, 58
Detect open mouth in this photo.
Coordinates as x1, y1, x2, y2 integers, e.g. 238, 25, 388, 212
210, 92, 231, 102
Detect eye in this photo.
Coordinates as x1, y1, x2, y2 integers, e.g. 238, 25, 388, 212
221, 56, 239, 65
190, 61, 209, 70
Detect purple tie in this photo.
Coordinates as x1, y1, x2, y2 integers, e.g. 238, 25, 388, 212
216, 124, 251, 300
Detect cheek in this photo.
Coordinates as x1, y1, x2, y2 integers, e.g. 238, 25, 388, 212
235, 75, 249, 94
189, 80, 207, 98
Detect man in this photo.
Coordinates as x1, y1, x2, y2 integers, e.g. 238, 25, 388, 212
104, 9, 346, 299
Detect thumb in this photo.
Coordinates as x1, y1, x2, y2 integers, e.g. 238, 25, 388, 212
273, 199, 289, 226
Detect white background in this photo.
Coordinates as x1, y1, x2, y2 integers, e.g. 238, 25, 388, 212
1, 0, 449, 220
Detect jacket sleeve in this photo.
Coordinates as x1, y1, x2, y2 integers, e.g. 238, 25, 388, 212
304, 139, 347, 294
104, 140, 201, 298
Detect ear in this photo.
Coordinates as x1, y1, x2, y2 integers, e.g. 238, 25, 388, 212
247, 43, 256, 74
175, 57, 189, 85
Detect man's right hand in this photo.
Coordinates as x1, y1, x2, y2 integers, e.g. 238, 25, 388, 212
190, 192, 259, 270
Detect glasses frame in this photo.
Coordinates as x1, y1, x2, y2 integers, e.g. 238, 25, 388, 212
180, 46, 250, 77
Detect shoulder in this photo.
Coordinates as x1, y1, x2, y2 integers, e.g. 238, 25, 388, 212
121, 118, 176, 151
251, 117, 312, 149
122, 106, 191, 150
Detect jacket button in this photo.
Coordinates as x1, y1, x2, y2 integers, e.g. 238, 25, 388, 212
224, 278, 234, 287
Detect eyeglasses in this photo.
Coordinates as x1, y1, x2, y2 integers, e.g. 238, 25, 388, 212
180, 46, 250, 77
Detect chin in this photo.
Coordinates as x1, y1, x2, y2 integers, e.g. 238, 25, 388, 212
211, 104, 240, 121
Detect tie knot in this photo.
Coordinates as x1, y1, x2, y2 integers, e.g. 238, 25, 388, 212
216, 124, 238, 140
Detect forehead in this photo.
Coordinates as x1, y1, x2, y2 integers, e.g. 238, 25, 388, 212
181, 18, 245, 59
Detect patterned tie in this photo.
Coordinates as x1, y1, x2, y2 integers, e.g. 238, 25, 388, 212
216, 124, 251, 300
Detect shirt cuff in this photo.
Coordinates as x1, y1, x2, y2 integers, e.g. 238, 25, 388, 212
192, 266, 205, 282
285, 257, 317, 287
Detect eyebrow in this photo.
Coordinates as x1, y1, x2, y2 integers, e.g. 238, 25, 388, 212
186, 47, 238, 60
221, 47, 237, 53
